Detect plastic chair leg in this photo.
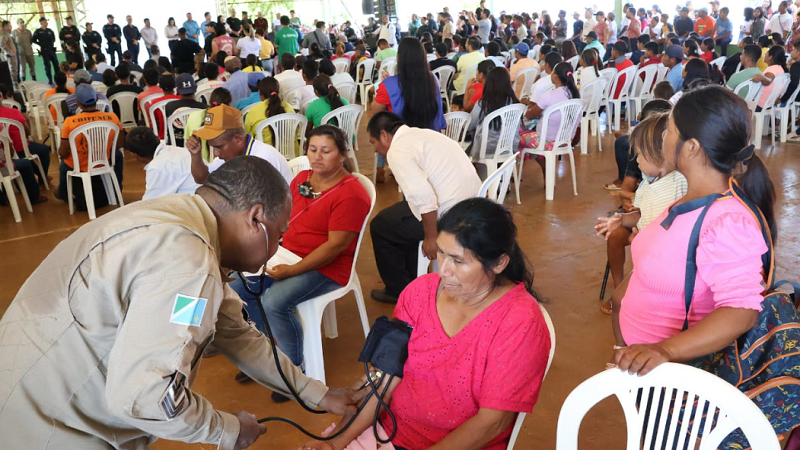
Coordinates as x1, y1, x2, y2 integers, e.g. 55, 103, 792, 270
416, 241, 429, 277
67, 174, 75, 215
301, 306, 326, 383
372, 152, 378, 184
101, 174, 116, 206
2, 178, 21, 222
599, 261, 611, 300
580, 118, 589, 155
513, 162, 521, 205
568, 151, 578, 196
322, 302, 338, 339
32, 156, 48, 190
754, 114, 764, 149
350, 276, 370, 337
613, 102, 621, 132
545, 153, 557, 201
597, 122, 603, 152
348, 148, 360, 174
110, 172, 125, 207
82, 175, 97, 220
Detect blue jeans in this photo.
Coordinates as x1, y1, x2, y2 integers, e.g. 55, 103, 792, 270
229, 270, 340, 366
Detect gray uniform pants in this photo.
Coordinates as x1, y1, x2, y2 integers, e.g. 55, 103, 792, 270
18, 51, 34, 80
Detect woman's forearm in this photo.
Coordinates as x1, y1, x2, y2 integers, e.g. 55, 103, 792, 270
288, 231, 357, 276
611, 274, 631, 346
327, 376, 400, 449
661, 307, 758, 362
427, 408, 517, 450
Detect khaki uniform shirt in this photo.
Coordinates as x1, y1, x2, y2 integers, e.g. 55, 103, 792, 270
0, 32, 16, 56
12, 28, 32, 54
0, 194, 328, 449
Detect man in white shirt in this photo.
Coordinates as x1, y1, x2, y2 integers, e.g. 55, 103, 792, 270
366, 111, 482, 304
140, 18, 158, 59
373, 15, 397, 47
274, 53, 305, 98
126, 127, 201, 199
187, 104, 293, 185
531, 52, 562, 103
514, 14, 528, 40
582, 8, 597, 43
767, 1, 793, 41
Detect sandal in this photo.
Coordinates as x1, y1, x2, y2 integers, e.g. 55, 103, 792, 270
600, 299, 613, 315
603, 182, 622, 191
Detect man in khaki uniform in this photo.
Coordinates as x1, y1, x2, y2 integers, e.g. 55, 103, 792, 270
0, 157, 361, 449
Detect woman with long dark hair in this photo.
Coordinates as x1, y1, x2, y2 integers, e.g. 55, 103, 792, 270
561, 40, 578, 66
371, 36, 445, 181
244, 77, 295, 146
305, 73, 348, 133
669, 58, 711, 104
752, 6, 767, 39
753, 44, 787, 110
465, 66, 519, 163
542, 13, 554, 38
576, 47, 603, 89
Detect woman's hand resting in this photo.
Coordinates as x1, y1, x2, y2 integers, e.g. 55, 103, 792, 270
595, 213, 622, 240
266, 264, 297, 280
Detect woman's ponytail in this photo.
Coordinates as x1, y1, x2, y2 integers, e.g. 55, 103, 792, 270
736, 153, 777, 241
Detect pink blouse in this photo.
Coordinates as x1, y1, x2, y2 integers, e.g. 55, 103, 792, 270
620, 195, 767, 345
382, 274, 551, 450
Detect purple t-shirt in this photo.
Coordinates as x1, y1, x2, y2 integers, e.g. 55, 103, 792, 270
535, 86, 572, 142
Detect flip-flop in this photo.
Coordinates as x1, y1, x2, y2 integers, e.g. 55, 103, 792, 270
600, 299, 613, 315
603, 183, 622, 191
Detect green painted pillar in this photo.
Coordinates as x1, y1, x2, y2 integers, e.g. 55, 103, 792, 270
615, 0, 624, 25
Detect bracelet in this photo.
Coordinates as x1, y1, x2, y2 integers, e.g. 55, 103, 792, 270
613, 345, 625, 350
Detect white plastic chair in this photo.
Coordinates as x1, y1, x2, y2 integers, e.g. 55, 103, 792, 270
140, 92, 165, 128
566, 55, 580, 71
513, 66, 541, 100
753, 73, 790, 149
26, 84, 49, 141
555, 363, 780, 450
321, 104, 364, 174
0, 134, 32, 222
382, 60, 397, 77
518, 99, 584, 201
108, 91, 140, 129
774, 81, 800, 142
44, 93, 69, 154
284, 84, 308, 111
656, 64, 669, 84
734, 80, 764, 111
92, 81, 108, 94
709, 55, 727, 70
0, 118, 49, 190
166, 107, 203, 146
288, 155, 310, 176
255, 113, 308, 159
130, 71, 143, 85
443, 111, 471, 148
627, 64, 660, 123
508, 302, 556, 450
606, 65, 637, 132
579, 77, 609, 155
195, 87, 215, 105
148, 98, 179, 139
450, 64, 478, 107
355, 59, 377, 106
333, 58, 350, 74
240, 102, 258, 119
473, 104, 526, 205
426, 53, 437, 62
478, 157, 516, 203
598, 67, 617, 115
432, 66, 456, 111
295, 173, 375, 383
2, 99, 21, 110
299, 96, 316, 114
66, 121, 124, 220
95, 98, 112, 114
336, 81, 358, 105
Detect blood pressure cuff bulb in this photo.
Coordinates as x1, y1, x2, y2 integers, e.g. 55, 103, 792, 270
358, 316, 412, 377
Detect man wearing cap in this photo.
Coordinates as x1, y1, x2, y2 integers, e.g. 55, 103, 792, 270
509, 42, 539, 98
56, 83, 124, 207
663, 44, 687, 92
62, 69, 108, 117
13, 19, 35, 81
123, 15, 141, 64
569, 12, 585, 51
675, 7, 695, 39
82, 22, 102, 62
59, 15, 79, 56
235, 73, 265, 110
188, 104, 293, 185
585, 31, 606, 59
0, 21, 18, 83
694, 7, 716, 38
172, 28, 204, 74
104, 14, 123, 66
223, 56, 262, 105
32, 17, 58, 84
165, 73, 206, 146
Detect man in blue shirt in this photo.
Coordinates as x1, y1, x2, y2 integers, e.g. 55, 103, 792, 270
200, 12, 212, 40
663, 44, 686, 92
183, 12, 201, 43
713, 7, 733, 56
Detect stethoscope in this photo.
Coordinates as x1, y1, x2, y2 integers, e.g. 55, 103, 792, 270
237, 221, 270, 297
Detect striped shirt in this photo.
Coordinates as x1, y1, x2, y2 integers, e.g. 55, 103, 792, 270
633, 170, 689, 230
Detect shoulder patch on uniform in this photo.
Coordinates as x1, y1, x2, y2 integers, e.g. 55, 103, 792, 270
170, 294, 207, 327
160, 371, 188, 420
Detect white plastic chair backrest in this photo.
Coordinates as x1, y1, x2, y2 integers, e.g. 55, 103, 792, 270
95, 98, 112, 114
19, 81, 42, 104
709, 56, 727, 70
426, 53, 437, 62
2, 99, 21, 110
108, 91, 140, 128
148, 98, 178, 136
195, 87, 216, 105
343, 173, 377, 285
580, 78, 609, 117
432, 66, 456, 94
514, 67, 541, 99
356, 59, 376, 84
241, 102, 258, 117
256, 113, 308, 158
443, 111, 471, 143
536, 99, 585, 151
566, 55, 579, 71
599, 67, 617, 81
288, 155, 310, 176
166, 107, 203, 146
140, 92, 165, 127
456, 64, 479, 95
336, 82, 358, 104
27, 85, 48, 109
44, 93, 69, 130
381, 56, 396, 66
609, 65, 637, 100
67, 121, 121, 175
631, 64, 660, 98
344, 50, 355, 58
300, 96, 316, 114
333, 58, 350, 74
736, 62, 742, 73
382, 59, 397, 77
320, 104, 364, 150
760, 73, 791, 111
92, 81, 108, 94
555, 363, 780, 450
656, 64, 670, 83
475, 104, 527, 162
0, 133, 15, 177
478, 157, 516, 203
284, 85, 307, 110
734, 80, 764, 109
130, 71, 143, 85
0, 118, 31, 157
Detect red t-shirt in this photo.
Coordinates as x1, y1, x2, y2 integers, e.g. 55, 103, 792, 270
0, 106, 27, 152
374, 83, 393, 111
613, 58, 634, 99
382, 274, 551, 450
282, 171, 371, 285
700, 52, 714, 63
469, 81, 485, 106
148, 94, 182, 139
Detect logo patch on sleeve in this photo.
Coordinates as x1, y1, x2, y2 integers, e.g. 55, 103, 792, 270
170, 294, 207, 327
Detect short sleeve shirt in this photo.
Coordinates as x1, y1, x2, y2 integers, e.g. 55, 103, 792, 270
60, 111, 122, 171
477, 18, 491, 43
535, 86, 572, 141
0, 106, 28, 151
304, 97, 350, 127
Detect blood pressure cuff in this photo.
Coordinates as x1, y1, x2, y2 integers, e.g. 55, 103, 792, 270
358, 316, 412, 377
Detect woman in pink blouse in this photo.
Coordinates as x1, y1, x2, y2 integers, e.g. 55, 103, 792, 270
297, 198, 552, 450
611, 85, 777, 376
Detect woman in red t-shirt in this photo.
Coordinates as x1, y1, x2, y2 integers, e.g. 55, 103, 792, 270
298, 198, 551, 450
229, 125, 370, 395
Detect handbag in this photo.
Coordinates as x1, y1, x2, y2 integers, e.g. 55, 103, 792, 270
681, 179, 800, 445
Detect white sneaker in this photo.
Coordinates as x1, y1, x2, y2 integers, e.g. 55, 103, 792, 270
789, 134, 800, 143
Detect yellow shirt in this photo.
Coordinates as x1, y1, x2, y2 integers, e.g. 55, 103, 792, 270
242, 66, 264, 72
758, 47, 768, 72
243, 99, 296, 148
259, 38, 275, 60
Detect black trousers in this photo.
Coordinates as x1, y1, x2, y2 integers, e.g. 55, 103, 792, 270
127, 42, 139, 64
107, 42, 122, 66
40, 48, 59, 82
370, 200, 425, 297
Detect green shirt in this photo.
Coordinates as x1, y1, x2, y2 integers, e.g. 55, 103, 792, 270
275, 27, 299, 58
305, 96, 350, 127
375, 47, 397, 62
726, 67, 762, 98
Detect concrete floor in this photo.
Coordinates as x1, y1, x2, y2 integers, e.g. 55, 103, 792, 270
2, 111, 799, 450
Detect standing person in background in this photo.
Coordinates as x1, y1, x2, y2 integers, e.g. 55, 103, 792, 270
570, 11, 585, 52
469, 9, 492, 45
201, 12, 212, 40
255, 29, 274, 72
275, 15, 299, 58
123, 15, 141, 65
514, 15, 529, 40
103, 14, 122, 66
554, 10, 568, 47
408, 14, 421, 37
211, 23, 236, 60
594, 11, 609, 47
254, 12, 268, 36
374, 15, 397, 47
302, 21, 333, 55
1, 21, 18, 83
184, 13, 200, 44
141, 18, 157, 60
289, 10, 301, 29
172, 28, 203, 74
713, 7, 733, 56
59, 15, 79, 56
752, 7, 767, 39
14, 19, 34, 81
81, 22, 102, 63
625, 7, 642, 40
203, 21, 215, 57
273, 12, 282, 34
604, 12, 619, 61
766, 1, 793, 41
227, 8, 243, 38
164, 18, 180, 52
32, 18, 58, 84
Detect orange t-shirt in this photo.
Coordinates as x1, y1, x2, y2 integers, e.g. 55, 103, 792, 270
60, 110, 122, 171
45, 87, 74, 121
694, 16, 716, 37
